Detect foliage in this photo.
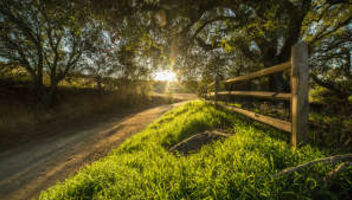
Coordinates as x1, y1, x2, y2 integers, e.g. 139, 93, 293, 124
309, 87, 352, 150
0, 0, 103, 102
39, 101, 352, 200
92, 0, 350, 95
310, 29, 352, 97
0, 0, 47, 93
80, 32, 121, 90
0, 0, 162, 104
42, 0, 102, 99
2, 0, 351, 100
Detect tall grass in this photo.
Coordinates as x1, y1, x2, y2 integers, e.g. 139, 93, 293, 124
0, 88, 149, 132
39, 101, 352, 200
0, 69, 155, 135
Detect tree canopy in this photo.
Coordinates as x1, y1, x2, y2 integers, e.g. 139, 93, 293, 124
1, 0, 351, 101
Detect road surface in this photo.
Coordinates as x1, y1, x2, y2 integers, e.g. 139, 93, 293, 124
0, 96, 194, 200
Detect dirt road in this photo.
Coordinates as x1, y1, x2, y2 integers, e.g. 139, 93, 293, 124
0, 98, 192, 200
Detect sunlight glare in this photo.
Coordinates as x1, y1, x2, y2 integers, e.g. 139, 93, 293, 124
154, 70, 177, 82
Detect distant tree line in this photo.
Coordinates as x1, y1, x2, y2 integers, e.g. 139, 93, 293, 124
0, 0, 155, 105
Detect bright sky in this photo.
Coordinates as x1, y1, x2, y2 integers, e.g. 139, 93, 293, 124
153, 70, 177, 82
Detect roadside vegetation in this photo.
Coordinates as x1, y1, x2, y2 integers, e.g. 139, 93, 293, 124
0, 0, 188, 150
214, 85, 352, 152
39, 101, 352, 200
0, 68, 183, 152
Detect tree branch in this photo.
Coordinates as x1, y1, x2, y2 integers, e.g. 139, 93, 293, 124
310, 15, 352, 45
190, 16, 238, 42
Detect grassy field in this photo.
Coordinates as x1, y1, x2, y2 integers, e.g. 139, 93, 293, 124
39, 101, 352, 200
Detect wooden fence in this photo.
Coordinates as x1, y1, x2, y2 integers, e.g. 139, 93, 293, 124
205, 42, 309, 147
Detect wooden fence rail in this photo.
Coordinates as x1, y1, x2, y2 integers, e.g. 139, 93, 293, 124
206, 42, 309, 147
208, 91, 292, 101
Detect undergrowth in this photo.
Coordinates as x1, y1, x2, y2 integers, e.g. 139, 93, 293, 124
39, 101, 352, 200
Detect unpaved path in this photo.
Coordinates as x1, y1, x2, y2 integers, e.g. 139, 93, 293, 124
0, 100, 189, 200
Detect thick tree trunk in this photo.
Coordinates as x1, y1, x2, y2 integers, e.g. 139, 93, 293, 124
48, 79, 58, 106
34, 45, 45, 103
263, 58, 289, 93
96, 76, 102, 91
49, 64, 59, 106
268, 73, 289, 92
31, 70, 45, 103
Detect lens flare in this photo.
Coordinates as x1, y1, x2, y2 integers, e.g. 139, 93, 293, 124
154, 70, 177, 82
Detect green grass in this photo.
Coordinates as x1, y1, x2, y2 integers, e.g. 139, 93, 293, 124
39, 101, 352, 200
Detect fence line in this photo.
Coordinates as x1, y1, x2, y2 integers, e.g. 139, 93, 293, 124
208, 61, 291, 87
205, 42, 309, 147
208, 91, 291, 101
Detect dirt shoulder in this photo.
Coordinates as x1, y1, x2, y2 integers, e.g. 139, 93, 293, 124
0, 94, 195, 200
0, 92, 195, 153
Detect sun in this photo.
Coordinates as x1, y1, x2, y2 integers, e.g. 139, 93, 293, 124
153, 70, 177, 82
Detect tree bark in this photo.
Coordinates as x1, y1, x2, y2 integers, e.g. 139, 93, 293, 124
34, 39, 45, 102
48, 79, 58, 106
33, 71, 45, 102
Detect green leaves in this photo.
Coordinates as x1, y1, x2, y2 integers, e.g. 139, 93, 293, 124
220, 38, 232, 53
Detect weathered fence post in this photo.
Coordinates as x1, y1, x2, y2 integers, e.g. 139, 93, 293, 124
291, 42, 309, 147
214, 74, 219, 106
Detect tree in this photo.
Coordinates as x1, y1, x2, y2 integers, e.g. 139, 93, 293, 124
0, 0, 102, 103
61, 1, 352, 92
178, 1, 351, 93
0, 0, 47, 97
42, 1, 102, 103
3, 0, 351, 99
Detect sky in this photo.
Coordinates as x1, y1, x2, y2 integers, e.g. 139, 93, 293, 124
153, 70, 177, 82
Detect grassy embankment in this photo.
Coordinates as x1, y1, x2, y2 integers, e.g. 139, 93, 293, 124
40, 101, 352, 200
216, 86, 352, 152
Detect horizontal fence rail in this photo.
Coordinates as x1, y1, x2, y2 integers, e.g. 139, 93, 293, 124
208, 61, 291, 87
205, 42, 309, 148
208, 91, 292, 101
218, 103, 291, 132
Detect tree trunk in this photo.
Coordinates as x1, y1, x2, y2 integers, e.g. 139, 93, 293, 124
32, 72, 45, 103
96, 76, 102, 91
268, 73, 288, 92
48, 79, 58, 106
264, 58, 289, 93
34, 47, 45, 103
